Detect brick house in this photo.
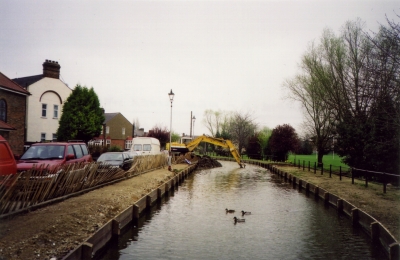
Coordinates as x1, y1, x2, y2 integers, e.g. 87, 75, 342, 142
13, 60, 72, 145
91, 112, 134, 150
0, 72, 30, 155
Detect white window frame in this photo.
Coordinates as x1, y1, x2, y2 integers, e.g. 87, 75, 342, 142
52, 133, 57, 141
106, 126, 110, 134
42, 104, 47, 117
53, 105, 58, 118
41, 133, 46, 142
122, 127, 125, 135
125, 140, 132, 150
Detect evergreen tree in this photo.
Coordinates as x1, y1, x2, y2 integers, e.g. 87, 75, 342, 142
57, 85, 105, 143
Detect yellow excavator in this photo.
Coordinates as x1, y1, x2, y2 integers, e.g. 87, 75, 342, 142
166, 135, 245, 168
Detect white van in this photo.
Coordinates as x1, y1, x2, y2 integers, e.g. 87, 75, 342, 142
130, 137, 161, 157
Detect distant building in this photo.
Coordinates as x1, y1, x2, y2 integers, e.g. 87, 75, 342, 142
13, 60, 72, 145
90, 112, 134, 150
0, 71, 30, 155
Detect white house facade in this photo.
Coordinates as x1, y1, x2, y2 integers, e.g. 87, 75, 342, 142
13, 60, 72, 145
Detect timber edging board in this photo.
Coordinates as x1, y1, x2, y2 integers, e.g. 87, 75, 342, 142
221, 158, 399, 260
62, 163, 198, 260
213, 158, 399, 260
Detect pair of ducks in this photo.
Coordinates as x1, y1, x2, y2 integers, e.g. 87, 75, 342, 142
225, 208, 251, 223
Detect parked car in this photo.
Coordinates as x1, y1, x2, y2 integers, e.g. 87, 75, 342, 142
97, 152, 133, 172
17, 141, 92, 173
0, 135, 17, 176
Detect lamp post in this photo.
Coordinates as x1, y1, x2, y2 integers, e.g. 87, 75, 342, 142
192, 115, 196, 138
168, 89, 175, 152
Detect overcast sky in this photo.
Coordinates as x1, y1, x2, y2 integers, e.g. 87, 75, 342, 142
1, 1, 399, 137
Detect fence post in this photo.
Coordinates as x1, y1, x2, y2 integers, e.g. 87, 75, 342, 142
339, 166, 342, 181
383, 175, 387, 194
321, 163, 323, 175
365, 172, 368, 188
314, 162, 316, 174
352, 168, 355, 184
329, 165, 332, 178
302, 160, 305, 171
308, 161, 310, 171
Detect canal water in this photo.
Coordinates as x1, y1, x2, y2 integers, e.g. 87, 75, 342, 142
98, 161, 386, 259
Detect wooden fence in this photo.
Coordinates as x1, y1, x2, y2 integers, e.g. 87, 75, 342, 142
0, 154, 168, 217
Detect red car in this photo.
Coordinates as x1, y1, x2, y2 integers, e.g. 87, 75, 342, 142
0, 135, 17, 176
17, 141, 92, 173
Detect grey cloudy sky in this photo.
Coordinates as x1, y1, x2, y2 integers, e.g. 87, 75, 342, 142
1, 0, 399, 136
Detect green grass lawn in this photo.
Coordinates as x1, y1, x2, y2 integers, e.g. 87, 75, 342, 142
288, 153, 349, 168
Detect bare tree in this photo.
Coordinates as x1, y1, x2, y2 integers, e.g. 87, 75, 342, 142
283, 39, 338, 165
228, 111, 257, 155
202, 109, 222, 136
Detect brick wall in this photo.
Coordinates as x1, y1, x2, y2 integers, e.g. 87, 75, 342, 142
110, 139, 126, 150
0, 90, 26, 155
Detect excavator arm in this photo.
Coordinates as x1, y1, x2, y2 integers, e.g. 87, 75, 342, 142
186, 135, 245, 168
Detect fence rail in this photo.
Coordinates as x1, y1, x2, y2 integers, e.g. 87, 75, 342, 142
290, 159, 400, 193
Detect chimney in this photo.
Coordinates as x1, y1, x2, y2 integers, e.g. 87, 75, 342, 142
43, 59, 61, 79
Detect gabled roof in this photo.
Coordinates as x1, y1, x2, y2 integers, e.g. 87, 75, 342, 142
0, 120, 16, 131
12, 75, 44, 89
104, 113, 119, 124
0, 71, 30, 95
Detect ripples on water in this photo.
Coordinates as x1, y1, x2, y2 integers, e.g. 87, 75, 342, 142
98, 161, 386, 260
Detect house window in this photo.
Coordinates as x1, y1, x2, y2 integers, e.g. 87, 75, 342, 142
42, 104, 47, 117
52, 134, 57, 141
106, 126, 110, 134
122, 127, 125, 135
53, 105, 58, 118
41, 133, 46, 142
125, 140, 132, 150
0, 99, 6, 122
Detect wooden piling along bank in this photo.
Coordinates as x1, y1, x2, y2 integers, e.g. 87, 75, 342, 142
0, 154, 168, 218
62, 163, 198, 260
218, 158, 399, 260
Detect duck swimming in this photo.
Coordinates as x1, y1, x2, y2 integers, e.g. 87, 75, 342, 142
241, 210, 251, 216
233, 216, 245, 223
226, 208, 235, 213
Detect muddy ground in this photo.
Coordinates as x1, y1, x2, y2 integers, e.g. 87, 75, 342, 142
0, 160, 398, 260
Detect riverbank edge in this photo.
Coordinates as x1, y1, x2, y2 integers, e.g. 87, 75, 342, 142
61, 163, 198, 260
221, 158, 399, 260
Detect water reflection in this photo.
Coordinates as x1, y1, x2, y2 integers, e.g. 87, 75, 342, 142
98, 161, 386, 260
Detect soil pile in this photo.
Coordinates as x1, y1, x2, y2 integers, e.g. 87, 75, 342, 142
196, 155, 222, 169
174, 153, 222, 170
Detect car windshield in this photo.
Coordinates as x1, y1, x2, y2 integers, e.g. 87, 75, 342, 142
21, 145, 65, 160
98, 153, 123, 162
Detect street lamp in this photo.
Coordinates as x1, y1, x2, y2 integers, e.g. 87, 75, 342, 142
192, 115, 196, 137
168, 89, 175, 152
